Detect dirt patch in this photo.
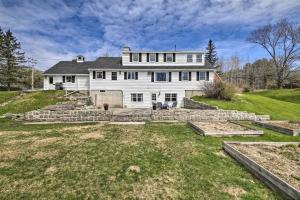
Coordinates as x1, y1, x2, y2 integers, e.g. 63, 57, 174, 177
127, 165, 141, 173
267, 121, 300, 130
60, 123, 106, 132
232, 143, 300, 191
45, 166, 57, 174
32, 151, 58, 159
223, 186, 247, 199
149, 134, 168, 149
79, 131, 105, 140
5, 139, 31, 145
117, 126, 143, 146
32, 137, 62, 147
0, 162, 13, 168
125, 173, 181, 199
0, 131, 31, 137
0, 150, 21, 160
193, 121, 249, 132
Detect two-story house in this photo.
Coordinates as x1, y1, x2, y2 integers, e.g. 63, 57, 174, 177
43, 47, 215, 108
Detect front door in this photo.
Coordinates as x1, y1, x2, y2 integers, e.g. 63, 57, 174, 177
151, 93, 157, 104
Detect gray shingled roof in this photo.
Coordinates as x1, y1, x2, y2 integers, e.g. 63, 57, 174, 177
43, 57, 214, 74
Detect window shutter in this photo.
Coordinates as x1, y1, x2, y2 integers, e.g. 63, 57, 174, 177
169, 72, 172, 82
179, 72, 182, 81
63, 76, 65, 83
135, 72, 138, 80
130, 53, 132, 62
72, 76, 75, 83
197, 72, 199, 81
103, 71, 106, 79
147, 53, 149, 62
124, 72, 127, 80
189, 72, 192, 81
173, 53, 176, 62
92, 71, 95, 79
139, 53, 142, 62
206, 71, 209, 81
151, 72, 154, 82
164, 53, 166, 62
156, 53, 159, 62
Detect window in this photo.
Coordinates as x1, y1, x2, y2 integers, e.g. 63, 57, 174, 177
196, 54, 203, 62
199, 72, 206, 80
166, 53, 173, 62
127, 72, 136, 79
131, 93, 143, 102
111, 72, 117, 80
187, 54, 193, 62
132, 53, 139, 62
66, 76, 72, 82
165, 93, 177, 102
97, 72, 104, 79
149, 53, 156, 62
152, 94, 156, 102
156, 72, 167, 81
49, 76, 53, 84
181, 72, 189, 81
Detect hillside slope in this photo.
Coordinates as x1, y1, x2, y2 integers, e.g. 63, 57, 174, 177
0, 91, 65, 115
192, 89, 300, 121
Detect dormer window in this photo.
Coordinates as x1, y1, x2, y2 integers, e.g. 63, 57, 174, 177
166, 54, 173, 62
76, 55, 85, 63
196, 54, 203, 62
149, 53, 156, 62
187, 54, 193, 62
132, 53, 139, 62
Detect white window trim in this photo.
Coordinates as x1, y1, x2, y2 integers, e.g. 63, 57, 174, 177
131, 93, 143, 103
155, 72, 168, 82
127, 72, 136, 80
199, 71, 206, 80
111, 72, 117, 80
132, 53, 139, 62
96, 72, 104, 79
66, 76, 73, 82
166, 53, 173, 62
149, 53, 156, 62
165, 93, 177, 102
187, 54, 193, 62
196, 54, 203, 63
181, 71, 189, 81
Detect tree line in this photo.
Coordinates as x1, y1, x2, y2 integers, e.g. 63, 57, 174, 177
0, 28, 43, 91
206, 19, 300, 90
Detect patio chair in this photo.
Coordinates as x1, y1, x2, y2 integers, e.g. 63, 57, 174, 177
157, 102, 163, 109
171, 101, 177, 108
162, 102, 169, 109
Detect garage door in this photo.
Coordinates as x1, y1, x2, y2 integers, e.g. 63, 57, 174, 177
94, 90, 123, 108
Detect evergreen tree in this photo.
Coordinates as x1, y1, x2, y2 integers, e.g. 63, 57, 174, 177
206, 39, 218, 67
0, 30, 26, 90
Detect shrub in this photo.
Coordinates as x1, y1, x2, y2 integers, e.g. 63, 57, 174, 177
203, 81, 237, 100
243, 87, 250, 93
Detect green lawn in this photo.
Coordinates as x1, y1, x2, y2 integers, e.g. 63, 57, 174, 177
0, 91, 65, 115
0, 91, 20, 104
0, 120, 299, 199
192, 89, 300, 122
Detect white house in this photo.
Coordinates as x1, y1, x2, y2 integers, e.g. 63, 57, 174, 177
43, 47, 216, 108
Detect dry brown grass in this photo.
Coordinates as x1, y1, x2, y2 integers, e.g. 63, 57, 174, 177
79, 131, 105, 140
31, 151, 59, 160
117, 126, 144, 146
125, 173, 182, 199
223, 186, 247, 199
31, 137, 62, 147
0, 150, 22, 161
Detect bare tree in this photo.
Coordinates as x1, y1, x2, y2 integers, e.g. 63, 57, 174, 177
248, 19, 300, 88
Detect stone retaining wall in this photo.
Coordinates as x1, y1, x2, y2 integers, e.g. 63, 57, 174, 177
183, 98, 218, 110
24, 110, 111, 122
151, 109, 270, 121
24, 108, 270, 122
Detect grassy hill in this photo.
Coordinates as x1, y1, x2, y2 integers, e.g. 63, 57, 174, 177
0, 90, 65, 115
192, 89, 300, 122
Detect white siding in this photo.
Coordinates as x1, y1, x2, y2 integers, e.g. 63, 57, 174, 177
90, 70, 213, 108
122, 52, 206, 66
43, 75, 89, 91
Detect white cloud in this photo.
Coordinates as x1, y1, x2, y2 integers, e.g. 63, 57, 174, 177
0, 0, 300, 70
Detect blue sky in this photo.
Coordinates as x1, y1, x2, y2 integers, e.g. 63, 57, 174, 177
1, 0, 300, 70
